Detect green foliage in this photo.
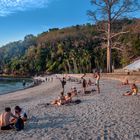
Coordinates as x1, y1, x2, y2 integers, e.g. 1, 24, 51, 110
0, 19, 140, 76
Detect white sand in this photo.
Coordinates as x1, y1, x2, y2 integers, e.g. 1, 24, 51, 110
0, 75, 140, 140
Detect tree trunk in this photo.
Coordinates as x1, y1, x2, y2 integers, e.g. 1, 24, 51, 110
107, 8, 112, 73
107, 46, 112, 72
66, 60, 72, 73
72, 59, 78, 73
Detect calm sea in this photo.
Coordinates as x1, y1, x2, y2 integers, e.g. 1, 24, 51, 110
0, 77, 33, 95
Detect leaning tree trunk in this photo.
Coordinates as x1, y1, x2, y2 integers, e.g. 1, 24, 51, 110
107, 9, 112, 73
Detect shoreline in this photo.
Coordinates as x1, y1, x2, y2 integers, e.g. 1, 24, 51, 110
0, 75, 140, 140
0, 77, 35, 96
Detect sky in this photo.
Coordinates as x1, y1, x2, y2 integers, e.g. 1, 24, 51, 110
0, 0, 93, 47
0, 0, 140, 47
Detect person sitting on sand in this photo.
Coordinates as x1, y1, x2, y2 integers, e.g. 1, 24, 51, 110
123, 83, 138, 96
121, 77, 129, 85
65, 92, 72, 103
11, 106, 27, 123
0, 107, 17, 130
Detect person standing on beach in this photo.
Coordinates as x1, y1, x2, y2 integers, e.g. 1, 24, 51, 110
81, 73, 87, 94
60, 77, 66, 93
94, 71, 100, 93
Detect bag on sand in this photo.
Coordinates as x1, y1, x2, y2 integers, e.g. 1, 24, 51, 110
74, 99, 81, 104
15, 117, 24, 131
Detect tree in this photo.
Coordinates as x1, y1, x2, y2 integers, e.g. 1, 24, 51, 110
88, 0, 140, 72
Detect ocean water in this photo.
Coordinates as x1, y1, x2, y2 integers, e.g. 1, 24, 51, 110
0, 77, 33, 95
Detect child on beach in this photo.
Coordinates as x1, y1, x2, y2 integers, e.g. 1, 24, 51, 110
0, 107, 17, 130
123, 83, 138, 96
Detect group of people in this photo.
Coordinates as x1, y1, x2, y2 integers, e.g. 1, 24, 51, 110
51, 87, 78, 106
81, 71, 100, 94
51, 71, 101, 106
0, 73, 139, 132
0, 106, 27, 131
118, 77, 138, 96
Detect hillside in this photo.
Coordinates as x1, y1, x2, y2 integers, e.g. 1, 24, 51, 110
0, 18, 140, 76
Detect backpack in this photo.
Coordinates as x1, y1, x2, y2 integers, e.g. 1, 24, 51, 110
74, 99, 81, 104
15, 117, 24, 131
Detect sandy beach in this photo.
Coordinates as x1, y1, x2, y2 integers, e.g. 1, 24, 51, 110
0, 75, 140, 140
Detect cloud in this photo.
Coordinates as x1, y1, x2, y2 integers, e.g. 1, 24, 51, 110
0, 0, 51, 16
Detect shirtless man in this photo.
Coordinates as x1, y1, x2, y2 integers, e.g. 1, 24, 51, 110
0, 107, 17, 130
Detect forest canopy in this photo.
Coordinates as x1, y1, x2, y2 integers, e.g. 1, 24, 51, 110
0, 18, 140, 76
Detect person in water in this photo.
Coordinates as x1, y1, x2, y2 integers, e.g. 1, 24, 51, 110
123, 83, 138, 96
22, 80, 26, 87
0, 107, 17, 130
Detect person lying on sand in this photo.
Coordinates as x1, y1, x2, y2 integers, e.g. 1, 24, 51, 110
51, 91, 74, 106
123, 83, 138, 96
0, 107, 17, 130
65, 92, 82, 104
51, 92, 66, 106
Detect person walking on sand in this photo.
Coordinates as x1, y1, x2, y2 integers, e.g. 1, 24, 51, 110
94, 71, 100, 93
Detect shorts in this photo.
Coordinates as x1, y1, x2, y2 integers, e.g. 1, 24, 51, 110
1, 124, 13, 130
95, 80, 99, 86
